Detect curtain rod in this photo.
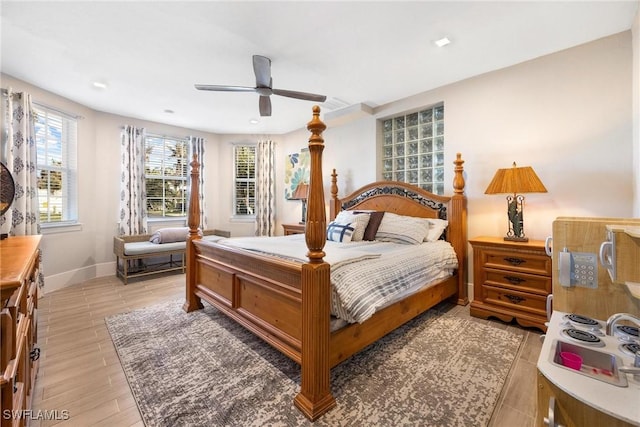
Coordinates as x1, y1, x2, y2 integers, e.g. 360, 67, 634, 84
1, 88, 83, 120
33, 101, 84, 120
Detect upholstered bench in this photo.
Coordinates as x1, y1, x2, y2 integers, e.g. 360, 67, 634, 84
113, 228, 230, 284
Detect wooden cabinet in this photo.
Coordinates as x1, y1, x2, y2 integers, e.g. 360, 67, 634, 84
469, 236, 551, 332
282, 223, 305, 235
1, 236, 41, 427
536, 370, 635, 427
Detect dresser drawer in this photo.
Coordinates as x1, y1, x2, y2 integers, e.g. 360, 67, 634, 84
483, 268, 551, 294
482, 285, 547, 317
481, 248, 551, 276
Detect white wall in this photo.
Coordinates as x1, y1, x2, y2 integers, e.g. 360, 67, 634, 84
1, 30, 636, 292
286, 31, 634, 246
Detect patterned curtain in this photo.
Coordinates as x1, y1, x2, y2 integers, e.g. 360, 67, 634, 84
0, 89, 40, 236
188, 136, 207, 230
255, 139, 276, 236
118, 125, 147, 235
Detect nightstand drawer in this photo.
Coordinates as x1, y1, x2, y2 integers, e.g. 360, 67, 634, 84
481, 249, 551, 276
482, 285, 547, 317
483, 268, 551, 294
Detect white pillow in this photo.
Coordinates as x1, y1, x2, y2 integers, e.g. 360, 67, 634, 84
425, 218, 449, 242
334, 211, 370, 242
326, 221, 355, 243
374, 212, 430, 245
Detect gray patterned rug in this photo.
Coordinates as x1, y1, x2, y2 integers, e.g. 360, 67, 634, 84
105, 300, 524, 427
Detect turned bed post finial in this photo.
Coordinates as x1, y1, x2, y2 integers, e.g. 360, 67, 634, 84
453, 152, 465, 196
294, 106, 336, 419
188, 153, 201, 237
305, 105, 327, 262
183, 153, 204, 313
330, 168, 339, 221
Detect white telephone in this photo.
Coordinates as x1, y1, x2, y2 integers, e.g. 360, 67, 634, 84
558, 247, 598, 288
558, 247, 572, 287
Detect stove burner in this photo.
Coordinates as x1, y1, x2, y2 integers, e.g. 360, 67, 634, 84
561, 328, 605, 347
616, 325, 639, 338
619, 343, 640, 357
565, 313, 600, 327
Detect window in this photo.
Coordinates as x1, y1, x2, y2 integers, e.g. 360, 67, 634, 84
34, 105, 78, 224
145, 135, 188, 218
381, 104, 445, 194
233, 145, 256, 216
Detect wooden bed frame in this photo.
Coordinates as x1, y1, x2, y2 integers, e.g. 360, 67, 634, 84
183, 106, 467, 420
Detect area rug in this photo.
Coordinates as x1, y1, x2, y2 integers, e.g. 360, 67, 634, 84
105, 300, 525, 427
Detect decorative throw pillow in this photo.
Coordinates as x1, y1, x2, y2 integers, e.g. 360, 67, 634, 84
334, 211, 370, 241
425, 218, 449, 242
326, 221, 355, 243
374, 212, 430, 244
354, 210, 385, 241
149, 227, 190, 244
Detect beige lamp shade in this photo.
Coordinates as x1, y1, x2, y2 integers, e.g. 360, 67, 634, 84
485, 162, 547, 195
292, 182, 309, 200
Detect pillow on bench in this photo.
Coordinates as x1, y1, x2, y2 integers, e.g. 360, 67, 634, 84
149, 227, 190, 244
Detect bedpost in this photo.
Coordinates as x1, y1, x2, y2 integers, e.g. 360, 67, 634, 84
183, 153, 204, 313
450, 153, 468, 305
294, 106, 336, 420
329, 168, 339, 221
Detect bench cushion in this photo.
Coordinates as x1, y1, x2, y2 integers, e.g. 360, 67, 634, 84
124, 234, 225, 256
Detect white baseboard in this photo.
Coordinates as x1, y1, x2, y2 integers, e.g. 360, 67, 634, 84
43, 261, 116, 294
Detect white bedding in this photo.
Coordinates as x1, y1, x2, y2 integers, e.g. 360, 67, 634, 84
210, 234, 458, 324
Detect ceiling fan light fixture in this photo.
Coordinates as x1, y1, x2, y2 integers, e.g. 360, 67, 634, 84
434, 37, 451, 48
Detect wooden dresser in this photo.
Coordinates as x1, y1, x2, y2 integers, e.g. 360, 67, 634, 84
1, 236, 41, 427
469, 236, 551, 332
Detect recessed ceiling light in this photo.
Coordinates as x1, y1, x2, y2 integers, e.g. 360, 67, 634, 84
92, 81, 108, 89
249, 118, 259, 124
164, 109, 174, 114
434, 37, 451, 48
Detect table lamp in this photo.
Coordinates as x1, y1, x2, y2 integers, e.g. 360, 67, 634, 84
485, 162, 547, 242
292, 182, 309, 224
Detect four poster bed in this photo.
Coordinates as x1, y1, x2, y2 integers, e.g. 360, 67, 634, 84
183, 106, 467, 420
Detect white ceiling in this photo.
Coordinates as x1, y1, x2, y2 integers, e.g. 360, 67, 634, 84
1, 1, 638, 135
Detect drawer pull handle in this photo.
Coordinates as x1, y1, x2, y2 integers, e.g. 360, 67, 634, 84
504, 257, 526, 266
30, 347, 41, 361
504, 276, 526, 285
504, 294, 525, 304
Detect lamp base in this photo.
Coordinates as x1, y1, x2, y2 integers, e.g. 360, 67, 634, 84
504, 236, 529, 243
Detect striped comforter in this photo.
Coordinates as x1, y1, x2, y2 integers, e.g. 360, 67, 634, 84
214, 235, 458, 324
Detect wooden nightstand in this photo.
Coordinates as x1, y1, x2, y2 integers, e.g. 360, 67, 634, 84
469, 236, 551, 332
282, 223, 305, 235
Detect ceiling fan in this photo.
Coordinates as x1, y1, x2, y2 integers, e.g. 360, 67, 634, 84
195, 55, 327, 117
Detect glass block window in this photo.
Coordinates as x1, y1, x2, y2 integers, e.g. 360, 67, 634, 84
34, 105, 78, 224
381, 104, 445, 194
233, 145, 256, 216
145, 135, 188, 218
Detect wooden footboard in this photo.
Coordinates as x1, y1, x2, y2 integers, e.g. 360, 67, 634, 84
184, 106, 467, 421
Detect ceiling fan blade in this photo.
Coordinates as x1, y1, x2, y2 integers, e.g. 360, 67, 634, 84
272, 88, 327, 102
259, 96, 272, 116
253, 55, 272, 88
194, 84, 256, 93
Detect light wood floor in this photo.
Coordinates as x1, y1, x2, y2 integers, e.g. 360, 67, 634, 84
30, 274, 542, 427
